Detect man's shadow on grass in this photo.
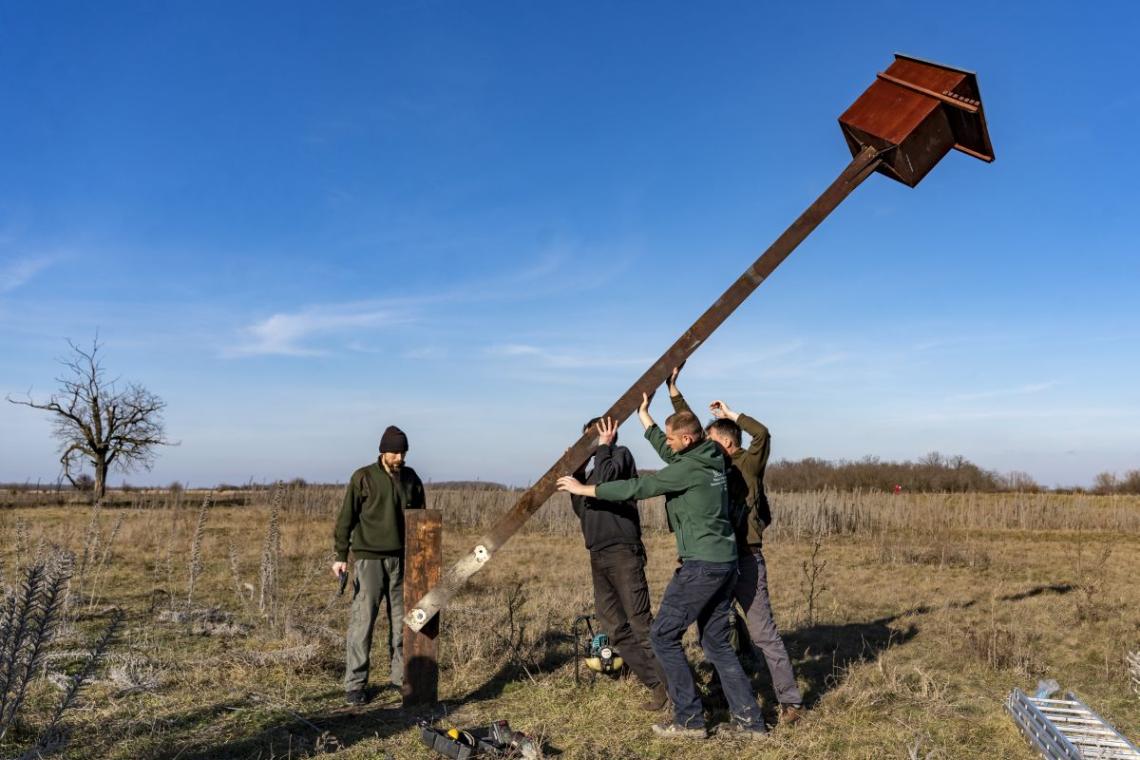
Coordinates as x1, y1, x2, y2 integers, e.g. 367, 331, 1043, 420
739, 581, 1075, 712
148, 632, 578, 760
780, 615, 919, 707
145, 690, 418, 760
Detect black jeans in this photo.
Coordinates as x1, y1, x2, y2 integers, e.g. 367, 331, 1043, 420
590, 544, 665, 689
650, 559, 764, 730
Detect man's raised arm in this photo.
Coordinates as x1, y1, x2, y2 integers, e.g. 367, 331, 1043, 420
666, 364, 695, 416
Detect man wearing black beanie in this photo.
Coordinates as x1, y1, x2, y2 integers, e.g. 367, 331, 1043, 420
333, 425, 425, 705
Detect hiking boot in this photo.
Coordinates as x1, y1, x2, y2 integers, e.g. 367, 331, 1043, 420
716, 720, 768, 740
779, 703, 804, 725
345, 689, 369, 706
640, 684, 669, 712
651, 722, 707, 739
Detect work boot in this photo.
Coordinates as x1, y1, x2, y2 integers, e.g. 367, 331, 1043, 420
779, 703, 804, 725
716, 720, 769, 740
651, 722, 707, 739
640, 684, 669, 711
345, 688, 369, 706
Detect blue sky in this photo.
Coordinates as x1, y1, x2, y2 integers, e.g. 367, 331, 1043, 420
1, 1, 1137, 489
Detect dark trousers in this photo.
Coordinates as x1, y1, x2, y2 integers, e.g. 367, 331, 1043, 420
650, 559, 764, 730
736, 549, 802, 705
590, 544, 665, 689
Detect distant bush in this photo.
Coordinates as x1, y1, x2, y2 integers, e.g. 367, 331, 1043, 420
1092, 469, 1140, 495
766, 452, 1040, 493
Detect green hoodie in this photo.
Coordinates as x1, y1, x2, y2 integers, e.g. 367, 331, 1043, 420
334, 461, 425, 560
595, 425, 736, 563
671, 392, 771, 549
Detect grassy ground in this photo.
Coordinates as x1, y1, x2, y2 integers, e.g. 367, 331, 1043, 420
1, 489, 1138, 759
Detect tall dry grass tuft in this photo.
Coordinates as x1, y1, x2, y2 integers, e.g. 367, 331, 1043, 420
1071, 527, 1117, 622
258, 484, 282, 626
227, 542, 251, 609
186, 493, 212, 608
0, 551, 74, 740
86, 511, 124, 608
12, 519, 29, 574
74, 502, 102, 600
22, 607, 124, 759
1127, 650, 1140, 696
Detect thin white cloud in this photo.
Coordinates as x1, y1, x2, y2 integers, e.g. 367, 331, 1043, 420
487, 343, 648, 369
227, 250, 618, 359
948, 382, 1057, 403
0, 256, 54, 293
230, 304, 410, 357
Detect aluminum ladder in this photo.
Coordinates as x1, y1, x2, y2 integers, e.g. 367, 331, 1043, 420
1008, 688, 1140, 759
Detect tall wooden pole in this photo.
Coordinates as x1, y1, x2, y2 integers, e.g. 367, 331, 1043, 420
402, 509, 442, 704
405, 145, 884, 632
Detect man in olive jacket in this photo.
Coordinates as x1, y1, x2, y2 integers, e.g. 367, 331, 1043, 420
332, 425, 425, 705
667, 365, 803, 724
558, 393, 765, 739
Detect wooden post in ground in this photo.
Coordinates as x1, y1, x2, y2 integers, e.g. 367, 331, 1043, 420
402, 509, 442, 706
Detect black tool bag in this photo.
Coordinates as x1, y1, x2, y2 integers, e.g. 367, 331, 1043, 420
419, 725, 500, 759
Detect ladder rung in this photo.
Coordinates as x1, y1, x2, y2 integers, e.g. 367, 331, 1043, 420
1008, 688, 1140, 760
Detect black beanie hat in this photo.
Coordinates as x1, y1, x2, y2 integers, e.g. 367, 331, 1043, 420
379, 425, 409, 453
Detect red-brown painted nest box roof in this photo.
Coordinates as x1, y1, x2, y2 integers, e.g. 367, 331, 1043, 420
839, 53, 995, 187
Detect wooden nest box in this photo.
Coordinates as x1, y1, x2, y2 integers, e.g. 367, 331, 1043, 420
839, 53, 995, 187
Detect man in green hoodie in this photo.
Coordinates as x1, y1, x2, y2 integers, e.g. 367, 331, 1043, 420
557, 394, 765, 740
332, 425, 425, 706
667, 365, 804, 725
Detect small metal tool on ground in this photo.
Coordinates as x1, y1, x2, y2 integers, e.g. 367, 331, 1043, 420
571, 615, 623, 685
1007, 687, 1140, 759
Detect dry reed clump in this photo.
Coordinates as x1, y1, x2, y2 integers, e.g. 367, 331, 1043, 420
0, 552, 121, 759
258, 484, 282, 627
1070, 530, 1120, 623
185, 492, 211, 608
0, 554, 73, 740
14, 483, 1138, 538
955, 595, 1046, 677
410, 488, 1140, 539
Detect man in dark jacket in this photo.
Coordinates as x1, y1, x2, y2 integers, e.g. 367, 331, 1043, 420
570, 416, 667, 711
332, 425, 425, 705
558, 393, 765, 740
667, 365, 804, 725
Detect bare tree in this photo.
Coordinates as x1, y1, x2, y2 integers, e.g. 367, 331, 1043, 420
7, 337, 173, 502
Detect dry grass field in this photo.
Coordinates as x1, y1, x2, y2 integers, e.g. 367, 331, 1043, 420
1, 486, 1138, 759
